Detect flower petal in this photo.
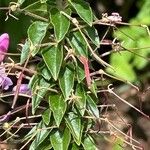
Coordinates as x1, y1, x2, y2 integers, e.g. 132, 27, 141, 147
0, 33, 9, 62
0, 76, 13, 90
13, 84, 31, 95
3, 77, 13, 90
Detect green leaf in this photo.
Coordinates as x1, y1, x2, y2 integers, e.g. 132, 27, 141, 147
28, 74, 38, 89
32, 76, 50, 114
86, 95, 99, 118
42, 109, 51, 125
59, 64, 75, 100
29, 121, 51, 150
42, 45, 63, 80
49, 94, 67, 127
76, 61, 85, 83
136, 0, 150, 24
69, 0, 93, 26
23, 1, 47, 14
107, 53, 136, 82
89, 81, 98, 97
132, 37, 150, 69
20, 39, 30, 65
82, 135, 97, 150
36, 138, 52, 150
65, 112, 83, 145
83, 26, 100, 47
50, 8, 71, 42
50, 128, 71, 150
69, 31, 88, 57
37, 61, 51, 80
75, 84, 86, 116
71, 143, 79, 150
28, 21, 49, 56
23, 125, 37, 142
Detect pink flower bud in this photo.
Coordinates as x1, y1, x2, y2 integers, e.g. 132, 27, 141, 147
0, 33, 9, 62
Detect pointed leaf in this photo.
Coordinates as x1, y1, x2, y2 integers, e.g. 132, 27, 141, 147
20, 39, 30, 65
28, 74, 38, 89
42, 45, 63, 80
50, 128, 71, 150
32, 76, 50, 114
36, 138, 52, 150
50, 8, 71, 42
28, 21, 49, 56
29, 121, 51, 150
76, 61, 85, 83
83, 26, 100, 47
69, 0, 93, 26
86, 95, 99, 118
65, 112, 83, 145
82, 135, 97, 150
49, 94, 67, 127
69, 31, 88, 57
37, 61, 51, 80
23, 1, 47, 14
59, 64, 75, 100
42, 109, 51, 125
75, 84, 86, 116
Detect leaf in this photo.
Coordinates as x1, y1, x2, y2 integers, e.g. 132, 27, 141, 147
76, 61, 85, 83
65, 112, 83, 145
69, 0, 93, 26
36, 138, 52, 150
86, 95, 99, 118
59, 64, 75, 100
28, 21, 49, 56
107, 53, 136, 82
23, 125, 37, 142
20, 39, 30, 65
32, 76, 50, 114
89, 81, 98, 97
75, 84, 86, 116
42, 109, 51, 125
50, 8, 71, 42
42, 45, 63, 80
28, 74, 38, 89
69, 31, 88, 57
50, 128, 71, 150
49, 94, 67, 127
132, 37, 150, 69
71, 143, 79, 150
82, 135, 97, 150
29, 121, 51, 150
37, 61, 51, 80
83, 26, 100, 47
23, 1, 47, 14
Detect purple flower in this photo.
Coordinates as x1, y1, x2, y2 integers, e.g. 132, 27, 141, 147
0, 66, 13, 90
0, 33, 9, 62
13, 84, 31, 95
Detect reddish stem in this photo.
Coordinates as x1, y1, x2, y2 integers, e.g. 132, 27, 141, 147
79, 56, 91, 87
